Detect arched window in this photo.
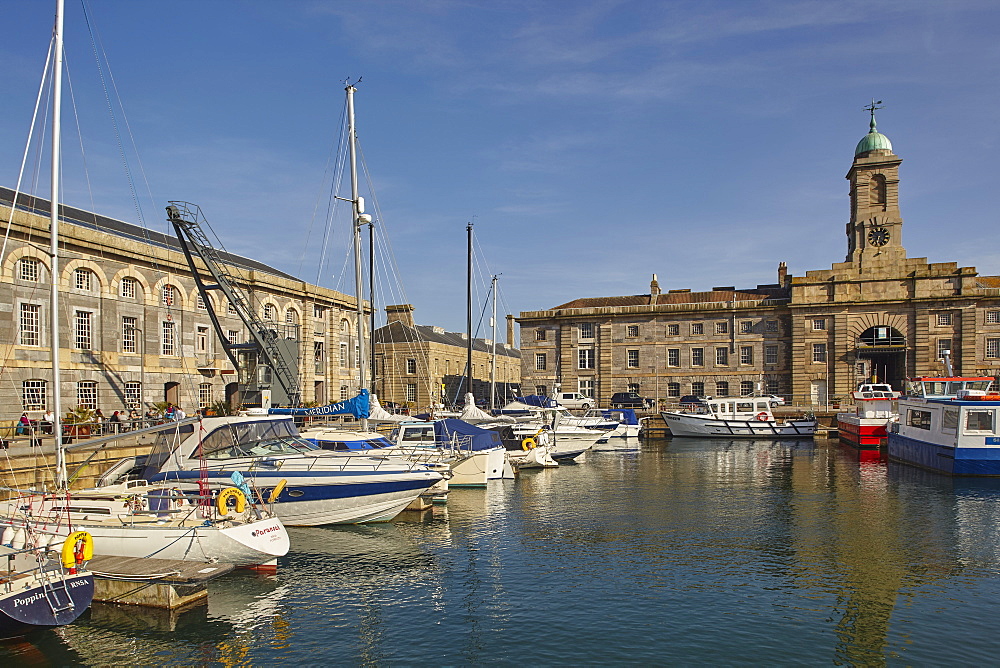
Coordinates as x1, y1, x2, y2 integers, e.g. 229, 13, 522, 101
262, 303, 276, 321
869, 174, 886, 207
341, 319, 351, 334
161, 284, 177, 306
22, 380, 47, 411
18, 257, 41, 282
75, 268, 94, 291
285, 308, 299, 325
120, 277, 138, 299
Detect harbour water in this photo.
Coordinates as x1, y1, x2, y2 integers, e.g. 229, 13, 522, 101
5, 437, 1000, 665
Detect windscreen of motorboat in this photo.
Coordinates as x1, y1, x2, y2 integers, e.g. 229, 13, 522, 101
194, 420, 320, 460
139, 422, 196, 480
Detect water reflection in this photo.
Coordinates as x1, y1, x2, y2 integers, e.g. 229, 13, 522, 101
4, 438, 1000, 664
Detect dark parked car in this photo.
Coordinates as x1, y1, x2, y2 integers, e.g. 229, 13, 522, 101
679, 395, 709, 410
610, 392, 652, 409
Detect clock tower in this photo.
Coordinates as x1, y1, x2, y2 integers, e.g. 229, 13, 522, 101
845, 101, 905, 267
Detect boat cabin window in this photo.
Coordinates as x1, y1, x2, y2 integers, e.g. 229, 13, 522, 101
196, 420, 319, 459
736, 402, 754, 413
942, 409, 960, 434
965, 410, 995, 433
907, 409, 932, 430
755, 401, 770, 412
400, 426, 435, 442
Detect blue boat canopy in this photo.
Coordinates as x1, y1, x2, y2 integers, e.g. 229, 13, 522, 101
515, 395, 558, 408
434, 419, 502, 451
602, 408, 639, 426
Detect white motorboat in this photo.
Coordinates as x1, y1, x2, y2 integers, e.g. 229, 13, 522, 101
382, 420, 508, 487
661, 397, 817, 438
100, 414, 443, 527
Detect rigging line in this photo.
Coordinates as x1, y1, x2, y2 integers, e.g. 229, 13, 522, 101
303, 100, 349, 284
317, 129, 350, 286
0, 36, 54, 264
79, 0, 145, 230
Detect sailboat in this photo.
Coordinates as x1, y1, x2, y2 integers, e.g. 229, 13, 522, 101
0, 0, 289, 569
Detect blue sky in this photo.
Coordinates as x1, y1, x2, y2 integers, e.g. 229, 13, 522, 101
2, 0, 998, 337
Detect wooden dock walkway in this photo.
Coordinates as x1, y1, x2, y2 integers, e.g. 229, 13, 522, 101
87, 555, 235, 609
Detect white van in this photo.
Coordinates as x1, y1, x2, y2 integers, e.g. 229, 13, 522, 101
555, 392, 594, 410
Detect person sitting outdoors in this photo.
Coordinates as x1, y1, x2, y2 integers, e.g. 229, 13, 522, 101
42, 409, 55, 434
108, 410, 123, 433
16, 413, 31, 436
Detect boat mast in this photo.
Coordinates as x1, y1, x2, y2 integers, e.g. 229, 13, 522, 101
490, 274, 498, 409
466, 222, 473, 405
51, 0, 66, 488
346, 83, 369, 429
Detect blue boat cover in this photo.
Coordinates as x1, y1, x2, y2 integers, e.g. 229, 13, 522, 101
602, 409, 639, 425
515, 395, 558, 408
434, 419, 502, 451
268, 389, 370, 418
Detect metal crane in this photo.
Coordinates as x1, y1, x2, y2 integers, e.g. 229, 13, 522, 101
166, 201, 301, 407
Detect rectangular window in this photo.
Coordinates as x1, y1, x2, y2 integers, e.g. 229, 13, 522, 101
937, 339, 952, 358
667, 349, 679, 367
942, 408, 960, 434
740, 381, 754, 396
578, 348, 596, 369
716, 321, 728, 335
988, 311, 1000, 325
626, 325, 639, 338
22, 380, 46, 411
77, 381, 98, 409
199, 383, 213, 409
765, 320, 778, 333
197, 326, 209, 354
716, 381, 729, 396
19, 258, 40, 282
314, 305, 326, 319
535, 353, 547, 371
122, 316, 138, 353
667, 382, 680, 397
314, 342, 325, 374
228, 330, 241, 345
626, 350, 639, 368
74, 310, 92, 350
812, 318, 826, 330
406, 383, 417, 402
579, 323, 594, 339
716, 347, 728, 365
740, 346, 753, 365
691, 323, 703, 335
124, 382, 141, 408
162, 321, 176, 356
987, 339, 1000, 359
766, 380, 779, 395
739, 320, 752, 334
340, 343, 348, 366
667, 324, 679, 336
627, 382, 640, 394
812, 343, 827, 363
74, 268, 92, 291
692, 381, 705, 396
535, 329, 546, 341
19, 303, 40, 346
579, 379, 595, 397
535, 385, 547, 397
764, 345, 778, 365
966, 410, 995, 433
937, 313, 952, 326
406, 358, 417, 374
907, 409, 932, 430
691, 348, 704, 366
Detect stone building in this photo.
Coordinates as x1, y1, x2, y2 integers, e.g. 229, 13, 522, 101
0, 187, 363, 423
517, 110, 1000, 406
373, 304, 521, 409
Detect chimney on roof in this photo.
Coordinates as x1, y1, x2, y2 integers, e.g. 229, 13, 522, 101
649, 274, 661, 305
385, 304, 415, 328
777, 262, 789, 288
507, 314, 515, 347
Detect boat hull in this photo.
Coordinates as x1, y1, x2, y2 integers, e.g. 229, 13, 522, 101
0, 572, 93, 639
660, 412, 817, 438
887, 433, 1000, 476
836, 415, 890, 448
154, 469, 441, 526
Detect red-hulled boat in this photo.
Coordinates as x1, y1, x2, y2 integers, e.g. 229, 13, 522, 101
837, 384, 900, 449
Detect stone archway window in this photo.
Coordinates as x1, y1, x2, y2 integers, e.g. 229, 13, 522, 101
857, 326, 905, 348
869, 174, 886, 207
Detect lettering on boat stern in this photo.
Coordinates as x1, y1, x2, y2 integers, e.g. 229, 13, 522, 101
251, 524, 282, 537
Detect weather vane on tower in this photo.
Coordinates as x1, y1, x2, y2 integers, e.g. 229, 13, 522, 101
864, 99, 884, 131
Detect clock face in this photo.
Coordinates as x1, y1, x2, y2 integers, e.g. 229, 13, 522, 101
867, 226, 890, 247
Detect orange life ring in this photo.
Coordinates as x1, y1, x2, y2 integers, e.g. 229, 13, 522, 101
755, 412, 769, 422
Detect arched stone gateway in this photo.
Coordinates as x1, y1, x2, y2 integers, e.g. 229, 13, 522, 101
853, 325, 907, 389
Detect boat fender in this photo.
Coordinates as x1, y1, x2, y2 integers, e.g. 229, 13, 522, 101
755, 412, 769, 422
61, 531, 93, 570
521, 437, 536, 450
267, 479, 287, 504
216, 487, 247, 515
0, 526, 12, 547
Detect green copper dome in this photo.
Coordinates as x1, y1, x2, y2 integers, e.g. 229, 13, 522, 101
855, 101, 892, 156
